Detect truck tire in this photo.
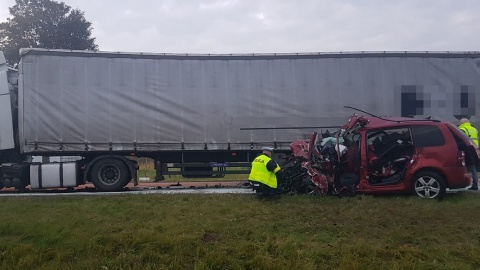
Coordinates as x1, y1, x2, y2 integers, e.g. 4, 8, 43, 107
90, 158, 130, 192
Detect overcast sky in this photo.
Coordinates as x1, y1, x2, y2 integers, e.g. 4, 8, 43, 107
0, 0, 479, 54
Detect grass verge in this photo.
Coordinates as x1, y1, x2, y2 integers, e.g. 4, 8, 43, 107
0, 192, 479, 269
138, 168, 249, 182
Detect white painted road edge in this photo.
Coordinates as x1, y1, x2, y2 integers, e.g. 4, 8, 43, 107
0, 188, 256, 197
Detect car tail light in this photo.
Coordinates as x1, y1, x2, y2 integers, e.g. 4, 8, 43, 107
458, 151, 466, 167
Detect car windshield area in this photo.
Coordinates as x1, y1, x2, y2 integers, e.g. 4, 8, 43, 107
366, 127, 414, 186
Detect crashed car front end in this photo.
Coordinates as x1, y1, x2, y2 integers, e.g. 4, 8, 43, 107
282, 115, 474, 199
282, 115, 368, 196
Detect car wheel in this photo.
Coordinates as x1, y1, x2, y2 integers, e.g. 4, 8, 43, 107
91, 158, 130, 192
412, 171, 446, 199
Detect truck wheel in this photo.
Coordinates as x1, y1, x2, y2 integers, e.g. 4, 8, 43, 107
412, 171, 446, 200
90, 158, 130, 192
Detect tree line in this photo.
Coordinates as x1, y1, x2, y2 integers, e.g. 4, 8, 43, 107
0, 0, 97, 67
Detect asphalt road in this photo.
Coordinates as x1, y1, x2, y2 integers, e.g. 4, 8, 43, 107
0, 181, 253, 197
0, 182, 477, 197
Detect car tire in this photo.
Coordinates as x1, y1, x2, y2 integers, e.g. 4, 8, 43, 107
90, 158, 130, 192
412, 171, 446, 199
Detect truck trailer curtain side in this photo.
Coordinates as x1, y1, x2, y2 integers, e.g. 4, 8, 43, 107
18, 49, 480, 154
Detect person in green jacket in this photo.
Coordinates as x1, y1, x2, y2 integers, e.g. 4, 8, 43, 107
459, 118, 479, 190
248, 147, 283, 196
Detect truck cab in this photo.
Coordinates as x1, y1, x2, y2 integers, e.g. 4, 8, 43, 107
0, 52, 16, 155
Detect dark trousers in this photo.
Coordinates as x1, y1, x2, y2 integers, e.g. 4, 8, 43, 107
249, 180, 285, 197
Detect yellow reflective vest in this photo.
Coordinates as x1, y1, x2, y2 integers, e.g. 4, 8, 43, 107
248, 154, 281, 188
459, 122, 479, 146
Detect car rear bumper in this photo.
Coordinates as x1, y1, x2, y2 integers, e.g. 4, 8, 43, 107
444, 167, 471, 189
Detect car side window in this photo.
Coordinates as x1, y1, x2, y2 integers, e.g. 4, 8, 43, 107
410, 125, 445, 147
366, 127, 411, 156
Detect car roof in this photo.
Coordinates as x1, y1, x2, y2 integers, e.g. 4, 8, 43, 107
360, 116, 443, 129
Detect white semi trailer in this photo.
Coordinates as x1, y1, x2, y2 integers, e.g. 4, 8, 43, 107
0, 48, 479, 191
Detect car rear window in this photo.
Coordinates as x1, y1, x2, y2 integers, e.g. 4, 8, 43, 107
446, 123, 475, 145
411, 125, 445, 147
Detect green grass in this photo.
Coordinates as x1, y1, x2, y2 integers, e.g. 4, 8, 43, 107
1, 192, 480, 269
137, 168, 249, 182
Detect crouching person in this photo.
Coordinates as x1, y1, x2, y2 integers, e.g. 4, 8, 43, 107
248, 147, 284, 197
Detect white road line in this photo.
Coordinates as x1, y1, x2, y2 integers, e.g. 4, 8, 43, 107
0, 188, 256, 197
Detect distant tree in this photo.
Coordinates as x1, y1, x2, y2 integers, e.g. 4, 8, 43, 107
0, 0, 98, 66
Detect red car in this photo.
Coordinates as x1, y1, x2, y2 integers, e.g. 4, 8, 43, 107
283, 115, 477, 199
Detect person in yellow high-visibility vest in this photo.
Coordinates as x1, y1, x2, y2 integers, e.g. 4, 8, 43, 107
248, 147, 282, 196
459, 118, 479, 190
